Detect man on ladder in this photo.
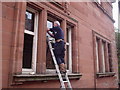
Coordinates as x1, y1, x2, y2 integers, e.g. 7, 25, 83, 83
47, 21, 66, 74
47, 21, 72, 89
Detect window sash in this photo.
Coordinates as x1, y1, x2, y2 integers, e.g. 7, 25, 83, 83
22, 7, 38, 74
67, 28, 72, 73
46, 21, 73, 73
24, 30, 35, 36
46, 20, 56, 72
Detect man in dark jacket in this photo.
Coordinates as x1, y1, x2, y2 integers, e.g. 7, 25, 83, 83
47, 21, 66, 73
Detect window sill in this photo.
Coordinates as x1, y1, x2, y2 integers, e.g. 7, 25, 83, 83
96, 72, 115, 78
13, 73, 82, 85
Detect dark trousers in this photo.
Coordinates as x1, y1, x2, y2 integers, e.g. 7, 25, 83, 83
53, 41, 65, 65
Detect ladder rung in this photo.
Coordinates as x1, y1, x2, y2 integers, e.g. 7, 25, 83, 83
63, 81, 68, 83
50, 48, 54, 50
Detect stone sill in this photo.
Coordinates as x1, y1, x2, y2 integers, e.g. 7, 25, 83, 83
96, 72, 115, 78
13, 73, 82, 85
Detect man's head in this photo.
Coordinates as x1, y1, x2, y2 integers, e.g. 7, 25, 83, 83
54, 21, 60, 27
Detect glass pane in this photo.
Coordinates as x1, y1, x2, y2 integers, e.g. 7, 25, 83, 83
66, 28, 69, 70
108, 44, 112, 72
25, 10, 34, 32
22, 33, 33, 69
46, 20, 55, 69
47, 21, 53, 29
46, 21, 53, 37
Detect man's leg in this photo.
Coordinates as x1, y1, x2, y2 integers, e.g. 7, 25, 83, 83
54, 42, 66, 73
59, 42, 66, 73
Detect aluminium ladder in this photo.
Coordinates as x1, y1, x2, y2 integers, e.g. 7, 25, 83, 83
47, 36, 72, 90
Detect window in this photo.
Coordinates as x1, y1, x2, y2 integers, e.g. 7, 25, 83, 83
46, 13, 73, 73
46, 14, 62, 73
66, 25, 72, 73
46, 20, 55, 72
22, 7, 38, 73
95, 35, 113, 74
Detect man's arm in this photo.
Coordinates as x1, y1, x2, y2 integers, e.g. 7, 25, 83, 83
47, 28, 54, 37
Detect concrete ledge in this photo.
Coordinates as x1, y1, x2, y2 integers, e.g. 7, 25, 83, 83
13, 73, 82, 85
96, 72, 115, 78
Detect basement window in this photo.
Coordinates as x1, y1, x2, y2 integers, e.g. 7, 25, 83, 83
22, 7, 38, 74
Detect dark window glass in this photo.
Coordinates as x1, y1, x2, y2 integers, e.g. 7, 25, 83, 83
25, 11, 34, 32
66, 28, 70, 70
108, 43, 112, 72
22, 33, 33, 68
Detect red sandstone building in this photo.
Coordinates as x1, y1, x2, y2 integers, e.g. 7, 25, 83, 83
1, 0, 119, 89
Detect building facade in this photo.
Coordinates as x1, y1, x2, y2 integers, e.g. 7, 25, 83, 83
1, 1, 119, 89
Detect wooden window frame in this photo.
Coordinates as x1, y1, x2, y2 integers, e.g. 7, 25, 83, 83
66, 25, 72, 73
22, 7, 39, 74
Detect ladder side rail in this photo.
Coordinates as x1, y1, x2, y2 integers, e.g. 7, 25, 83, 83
47, 37, 66, 88
65, 73, 72, 90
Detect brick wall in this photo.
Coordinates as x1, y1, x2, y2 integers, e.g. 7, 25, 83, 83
1, 1, 119, 88
2, 2, 16, 88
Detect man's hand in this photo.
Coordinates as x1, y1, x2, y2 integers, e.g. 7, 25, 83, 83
47, 28, 54, 37
47, 28, 50, 32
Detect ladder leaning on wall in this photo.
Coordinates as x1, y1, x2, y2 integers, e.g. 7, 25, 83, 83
47, 36, 72, 90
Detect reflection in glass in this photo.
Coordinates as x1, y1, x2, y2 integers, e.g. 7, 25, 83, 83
25, 11, 35, 32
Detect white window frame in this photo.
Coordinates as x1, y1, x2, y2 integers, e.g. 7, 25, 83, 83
66, 27, 72, 73
22, 7, 38, 74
